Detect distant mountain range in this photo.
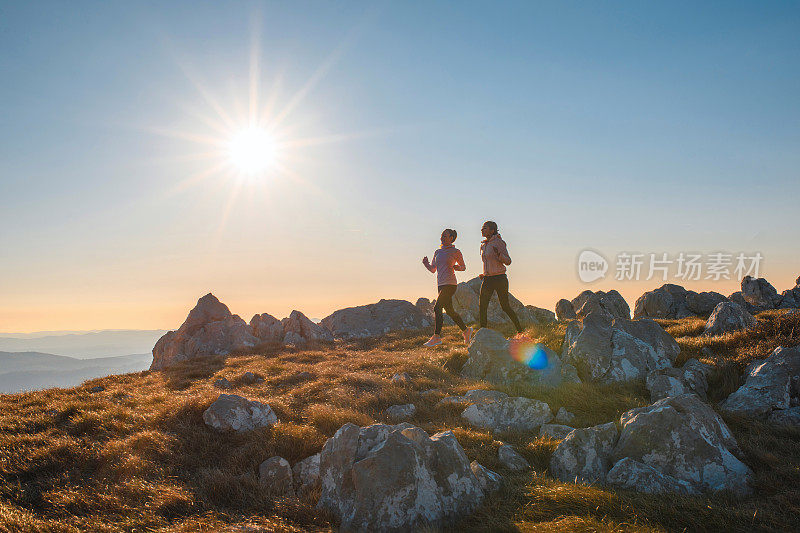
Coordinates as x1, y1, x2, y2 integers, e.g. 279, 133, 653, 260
0, 351, 152, 394
0, 329, 167, 359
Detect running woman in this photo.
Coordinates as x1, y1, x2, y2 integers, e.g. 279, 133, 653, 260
421, 228, 473, 347
478, 220, 523, 334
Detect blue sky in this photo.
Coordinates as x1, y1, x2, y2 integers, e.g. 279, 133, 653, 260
1, 1, 798, 331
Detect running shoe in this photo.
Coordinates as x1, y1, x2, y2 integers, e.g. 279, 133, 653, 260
423, 335, 442, 347
463, 326, 474, 345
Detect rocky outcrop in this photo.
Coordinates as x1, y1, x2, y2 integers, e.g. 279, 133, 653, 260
151, 293, 259, 370
445, 277, 545, 327
259, 456, 295, 497
550, 394, 753, 495
282, 310, 333, 346
686, 291, 728, 316
461, 328, 579, 388
561, 312, 679, 383
316, 423, 498, 532
646, 358, 710, 401
634, 284, 732, 319
415, 297, 453, 326
524, 305, 557, 325
741, 275, 781, 309
721, 345, 800, 419
202, 394, 278, 432
570, 290, 631, 320
613, 394, 752, 495
555, 299, 577, 321
250, 313, 284, 344
461, 394, 552, 433
322, 299, 430, 340
550, 422, 618, 484
703, 302, 757, 337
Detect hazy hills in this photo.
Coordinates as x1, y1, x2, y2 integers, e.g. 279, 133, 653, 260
0, 329, 166, 359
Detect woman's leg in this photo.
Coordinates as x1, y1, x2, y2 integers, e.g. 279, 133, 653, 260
496, 274, 523, 333
479, 277, 496, 328
438, 285, 466, 330
433, 290, 445, 335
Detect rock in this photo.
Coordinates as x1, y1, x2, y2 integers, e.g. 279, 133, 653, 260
151, 293, 259, 370
249, 313, 284, 344
498, 444, 530, 471
450, 277, 529, 326
633, 284, 693, 319
614, 394, 752, 495
721, 345, 800, 417
728, 291, 760, 314
470, 461, 503, 492
241, 371, 264, 384
646, 358, 710, 401
292, 453, 320, 493
258, 456, 295, 497
214, 377, 232, 389
390, 372, 411, 384
703, 302, 757, 337
549, 422, 618, 484
539, 424, 575, 441
316, 423, 487, 531
606, 457, 697, 495
461, 395, 552, 433
572, 290, 631, 319
89, 385, 104, 393
420, 388, 442, 399
685, 291, 728, 316
741, 275, 780, 309
525, 305, 557, 324
415, 297, 453, 326
461, 328, 569, 387
562, 311, 680, 383
282, 310, 334, 346
202, 394, 278, 432
555, 299, 577, 321
437, 396, 470, 407
560, 363, 581, 384
386, 403, 416, 421
555, 407, 575, 424
768, 407, 800, 427
778, 290, 799, 309
322, 299, 430, 340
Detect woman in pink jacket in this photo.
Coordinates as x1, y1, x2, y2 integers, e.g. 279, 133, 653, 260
479, 220, 523, 334
421, 228, 473, 347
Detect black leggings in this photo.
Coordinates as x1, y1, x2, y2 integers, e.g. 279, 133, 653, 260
479, 274, 523, 333
434, 285, 467, 335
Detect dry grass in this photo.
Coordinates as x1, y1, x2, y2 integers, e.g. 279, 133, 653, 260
1, 312, 798, 532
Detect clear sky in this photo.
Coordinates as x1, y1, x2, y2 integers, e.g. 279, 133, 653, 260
1, 1, 798, 332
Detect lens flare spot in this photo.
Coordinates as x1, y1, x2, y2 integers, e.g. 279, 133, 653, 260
509, 338, 549, 370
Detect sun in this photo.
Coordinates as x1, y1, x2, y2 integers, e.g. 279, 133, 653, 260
227, 127, 277, 175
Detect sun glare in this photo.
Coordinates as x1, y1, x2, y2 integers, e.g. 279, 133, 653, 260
228, 127, 277, 175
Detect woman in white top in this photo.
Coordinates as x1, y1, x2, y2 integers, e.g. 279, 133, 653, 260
421, 228, 473, 347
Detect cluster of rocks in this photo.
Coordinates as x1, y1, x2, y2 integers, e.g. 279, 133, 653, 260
151, 294, 334, 370
322, 299, 430, 340
417, 276, 556, 329
721, 345, 800, 427
202, 394, 278, 432
460, 328, 580, 388
555, 289, 630, 321
550, 393, 753, 495
632, 275, 800, 322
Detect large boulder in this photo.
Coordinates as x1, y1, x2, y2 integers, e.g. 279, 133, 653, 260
202, 394, 278, 432
316, 423, 496, 531
606, 457, 696, 495
685, 291, 728, 316
461, 328, 576, 387
555, 299, 577, 321
702, 302, 757, 337
322, 299, 430, 340
741, 275, 781, 309
259, 456, 295, 497
613, 394, 752, 495
721, 345, 800, 418
151, 293, 259, 370
646, 358, 710, 401
549, 422, 618, 484
461, 394, 553, 433
728, 291, 760, 314
524, 305, 557, 325
571, 290, 630, 319
250, 313, 284, 344
633, 284, 693, 319
562, 312, 680, 383
282, 310, 334, 346
449, 277, 534, 327
292, 453, 321, 494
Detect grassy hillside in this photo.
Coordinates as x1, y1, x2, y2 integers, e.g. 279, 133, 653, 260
1, 311, 798, 532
